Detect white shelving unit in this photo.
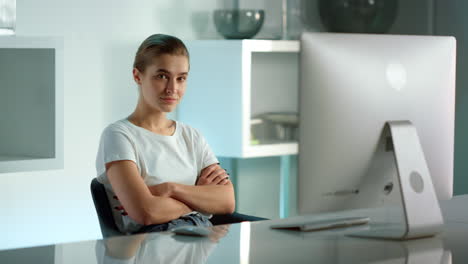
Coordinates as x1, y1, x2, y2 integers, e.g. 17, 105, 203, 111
179, 40, 300, 158
0, 36, 64, 173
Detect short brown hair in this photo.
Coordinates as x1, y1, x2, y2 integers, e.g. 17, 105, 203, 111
133, 34, 189, 73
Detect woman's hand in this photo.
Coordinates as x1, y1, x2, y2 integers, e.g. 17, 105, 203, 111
148, 182, 175, 197
196, 163, 230, 186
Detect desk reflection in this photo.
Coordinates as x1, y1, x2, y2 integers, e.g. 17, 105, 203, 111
337, 236, 452, 264
0, 222, 458, 264
95, 225, 230, 264
247, 222, 452, 264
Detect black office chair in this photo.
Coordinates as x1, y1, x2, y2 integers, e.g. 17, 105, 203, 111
91, 178, 267, 238
90, 178, 122, 238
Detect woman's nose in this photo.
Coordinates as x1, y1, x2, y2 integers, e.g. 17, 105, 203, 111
166, 79, 176, 94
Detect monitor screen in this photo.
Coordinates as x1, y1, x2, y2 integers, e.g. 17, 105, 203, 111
298, 32, 456, 215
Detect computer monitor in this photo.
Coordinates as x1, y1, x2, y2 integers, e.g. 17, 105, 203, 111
298, 32, 456, 215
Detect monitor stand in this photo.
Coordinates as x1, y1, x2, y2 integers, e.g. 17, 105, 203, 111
351, 121, 444, 240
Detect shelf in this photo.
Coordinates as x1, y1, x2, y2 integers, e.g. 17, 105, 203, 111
242, 39, 300, 53
243, 143, 298, 158
179, 40, 299, 158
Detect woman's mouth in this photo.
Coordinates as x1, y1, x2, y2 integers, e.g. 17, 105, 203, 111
160, 97, 178, 104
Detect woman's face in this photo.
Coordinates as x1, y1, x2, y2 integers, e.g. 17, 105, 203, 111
133, 54, 189, 113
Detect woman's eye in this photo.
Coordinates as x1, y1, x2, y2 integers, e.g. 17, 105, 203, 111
177, 76, 186, 82
155, 74, 167, 79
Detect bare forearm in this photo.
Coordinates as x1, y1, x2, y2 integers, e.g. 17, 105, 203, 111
170, 183, 235, 215
106, 161, 193, 226
141, 196, 192, 225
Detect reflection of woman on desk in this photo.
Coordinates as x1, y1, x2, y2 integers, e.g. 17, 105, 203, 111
95, 34, 235, 234
95, 225, 230, 264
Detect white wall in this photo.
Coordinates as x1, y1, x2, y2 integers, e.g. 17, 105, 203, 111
0, 0, 224, 250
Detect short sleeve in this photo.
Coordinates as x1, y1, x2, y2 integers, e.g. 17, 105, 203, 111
96, 125, 137, 179
196, 130, 219, 170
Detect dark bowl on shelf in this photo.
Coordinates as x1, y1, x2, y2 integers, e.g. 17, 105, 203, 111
318, 0, 398, 34
213, 9, 265, 39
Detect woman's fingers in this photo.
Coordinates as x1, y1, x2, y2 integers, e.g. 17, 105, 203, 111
204, 167, 226, 182
199, 163, 218, 179
196, 177, 211, 185
211, 173, 231, 185
198, 171, 230, 185
197, 175, 229, 186
211, 175, 224, 185
198, 164, 231, 185
219, 178, 230, 185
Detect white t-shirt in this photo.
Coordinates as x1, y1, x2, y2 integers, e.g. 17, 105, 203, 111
95, 118, 219, 234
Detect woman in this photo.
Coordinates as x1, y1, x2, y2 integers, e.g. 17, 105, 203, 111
96, 34, 235, 234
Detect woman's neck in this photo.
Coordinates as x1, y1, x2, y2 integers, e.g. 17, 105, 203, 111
128, 103, 174, 134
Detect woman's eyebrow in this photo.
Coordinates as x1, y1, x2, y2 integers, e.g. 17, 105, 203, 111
156, 69, 188, 75
155, 69, 171, 74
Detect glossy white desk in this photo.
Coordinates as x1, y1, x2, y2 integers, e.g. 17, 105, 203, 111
1, 195, 467, 264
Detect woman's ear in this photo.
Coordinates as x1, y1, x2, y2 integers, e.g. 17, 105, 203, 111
132, 68, 142, 85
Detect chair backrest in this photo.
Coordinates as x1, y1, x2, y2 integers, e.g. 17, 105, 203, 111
90, 178, 122, 238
